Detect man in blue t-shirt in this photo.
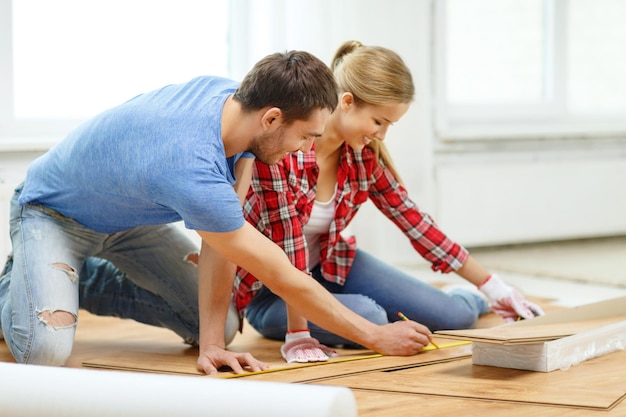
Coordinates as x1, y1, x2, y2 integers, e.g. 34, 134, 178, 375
0, 50, 433, 375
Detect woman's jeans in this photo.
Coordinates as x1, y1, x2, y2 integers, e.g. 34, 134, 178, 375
0, 186, 238, 365
246, 249, 489, 347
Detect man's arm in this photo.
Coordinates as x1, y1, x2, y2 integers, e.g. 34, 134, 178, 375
198, 222, 432, 356
196, 157, 268, 375
196, 240, 269, 375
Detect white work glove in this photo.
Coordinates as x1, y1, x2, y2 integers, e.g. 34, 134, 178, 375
280, 330, 338, 363
478, 274, 544, 322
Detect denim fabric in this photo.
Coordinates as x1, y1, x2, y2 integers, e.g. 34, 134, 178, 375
245, 248, 488, 347
0, 186, 237, 365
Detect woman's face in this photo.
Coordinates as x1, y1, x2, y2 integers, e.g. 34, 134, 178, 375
337, 94, 410, 151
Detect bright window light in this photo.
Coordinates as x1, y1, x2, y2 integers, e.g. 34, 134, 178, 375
438, 0, 626, 138
568, 0, 626, 115
446, 0, 545, 105
12, 0, 229, 120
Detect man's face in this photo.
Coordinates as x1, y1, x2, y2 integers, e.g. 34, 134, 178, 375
249, 108, 331, 164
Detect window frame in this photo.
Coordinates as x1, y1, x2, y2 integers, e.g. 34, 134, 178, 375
1, 0, 81, 147
433, 0, 626, 141
0, 0, 231, 149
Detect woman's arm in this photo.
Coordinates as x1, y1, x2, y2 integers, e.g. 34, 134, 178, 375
368, 157, 543, 321
367, 159, 468, 273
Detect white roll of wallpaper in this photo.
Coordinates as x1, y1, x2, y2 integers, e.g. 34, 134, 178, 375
0, 362, 357, 417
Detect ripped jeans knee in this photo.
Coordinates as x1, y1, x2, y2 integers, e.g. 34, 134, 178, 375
19, 263, 81, 365
21, 309, 78, 366
38, 309, 77, 329
2, 262, 80, 366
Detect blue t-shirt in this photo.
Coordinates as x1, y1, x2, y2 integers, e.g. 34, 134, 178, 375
19, 76, 252, 234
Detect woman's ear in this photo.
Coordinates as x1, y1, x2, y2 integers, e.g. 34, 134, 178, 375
260, 107, 283, 131
340, 92, 354, 112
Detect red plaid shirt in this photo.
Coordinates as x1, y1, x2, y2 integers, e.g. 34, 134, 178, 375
233, 144, 468, 317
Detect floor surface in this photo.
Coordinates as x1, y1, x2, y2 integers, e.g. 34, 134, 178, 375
1, 236, 625, 416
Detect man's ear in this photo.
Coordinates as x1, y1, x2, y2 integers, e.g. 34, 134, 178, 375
260, 107, 283, 131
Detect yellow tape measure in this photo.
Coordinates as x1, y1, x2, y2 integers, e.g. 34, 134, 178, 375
219, 340, 470, 379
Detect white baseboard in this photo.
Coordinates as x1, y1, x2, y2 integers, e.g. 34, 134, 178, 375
436, 157, 626, 247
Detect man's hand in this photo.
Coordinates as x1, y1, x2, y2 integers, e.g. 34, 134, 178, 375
479, 274, 545, 322
370, 320, 432, 356
197, 345, 270, 375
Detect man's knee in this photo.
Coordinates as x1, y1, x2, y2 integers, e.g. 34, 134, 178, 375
38, 309, 76, 328
25, 309, 77, 366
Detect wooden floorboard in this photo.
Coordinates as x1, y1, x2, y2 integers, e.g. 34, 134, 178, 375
350, 390, 626, 417
3, 298, 624, 416
317, 353, 626, 410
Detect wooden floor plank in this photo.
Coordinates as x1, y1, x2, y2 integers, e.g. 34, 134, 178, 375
230, 342, 472, 383
82, 336, 471, 381
318, 352, 626, 410
437, 315, 626, 344
5, 300, 624, 416
351, 390, 626, 417
83, 348, 381, 377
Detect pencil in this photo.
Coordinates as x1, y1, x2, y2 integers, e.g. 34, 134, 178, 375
397, 311, 409, 322
397, 311, 440, 349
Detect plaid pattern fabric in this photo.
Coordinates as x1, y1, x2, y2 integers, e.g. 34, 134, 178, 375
233, 144, 468, 319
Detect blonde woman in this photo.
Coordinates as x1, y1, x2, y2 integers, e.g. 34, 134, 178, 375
234, 41, 543, 363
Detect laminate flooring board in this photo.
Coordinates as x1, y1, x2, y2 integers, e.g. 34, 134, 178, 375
77, 295, 554, 378
318, 351, 626, 410
437, 315, 626, 344
82, 340, 472, 381
2, 303, 626, 415
472, 319, 626, 371
83, 348, 378, 377
351, 390, 626, 417
234, 342, 472, 383
82, 349, 204, 375
437, 296, 626, 345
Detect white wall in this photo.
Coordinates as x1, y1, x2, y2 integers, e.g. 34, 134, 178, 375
435, 148, 626, 247
227, 0, 626, 266
2, 0, 626, 266
227, 0, 437, 266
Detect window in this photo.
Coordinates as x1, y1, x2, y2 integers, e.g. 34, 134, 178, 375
435, 0, 626, 140
1, 0, 229, 143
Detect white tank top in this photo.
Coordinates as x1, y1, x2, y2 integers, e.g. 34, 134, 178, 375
303, 191, 336, 270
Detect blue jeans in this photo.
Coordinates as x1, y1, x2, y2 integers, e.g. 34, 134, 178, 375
0, 186, 238, 365
246, 249, 488, 347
